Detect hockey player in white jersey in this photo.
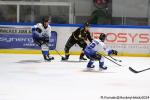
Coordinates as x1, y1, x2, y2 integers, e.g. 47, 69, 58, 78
32, 16, 54, 61
84, 33, 118, 70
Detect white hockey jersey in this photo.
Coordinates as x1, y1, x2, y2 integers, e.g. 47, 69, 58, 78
84, 39, 109, 56
32, 23, 51, 37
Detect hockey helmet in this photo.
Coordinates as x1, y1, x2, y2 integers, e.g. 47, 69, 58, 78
99, 33, 106, 42
84, 22, 90, 27
42, 16, 50, 23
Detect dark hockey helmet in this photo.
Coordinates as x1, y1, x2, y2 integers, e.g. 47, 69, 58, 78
99, 33, 106, 42
42, 16, 50, 28
84, 22, 90, 27
42, 16, 50, 23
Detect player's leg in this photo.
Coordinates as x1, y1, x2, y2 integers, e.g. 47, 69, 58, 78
41, 43, 54, 61
77, 40, 87, 60
32, 35, 42, 47
98, 56, 107, 70
32, 31, 54, 61
35, 38, 54, 61
86, 59, 95, 71
62, 38, 75, 60
87, 59, 95, 69
79, 50, 87, 61
62, 46, 70, 60
89, 54, 107, 71
84, 51, 95, 70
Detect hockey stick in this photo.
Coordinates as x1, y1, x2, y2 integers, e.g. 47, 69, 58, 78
55, 49, 64, 58
97, 52, 122, 66
102, 55, 122, 66
129, 67, 150, 73
109, 56, 122, 62
98, 53, 150, 73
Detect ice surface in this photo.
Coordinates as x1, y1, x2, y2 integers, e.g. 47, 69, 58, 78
0, 54, 150, 100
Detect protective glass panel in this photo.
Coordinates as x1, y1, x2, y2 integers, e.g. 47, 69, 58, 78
20, 5, 69, 24
0, 0, 150, 26
0, 5, 17, 22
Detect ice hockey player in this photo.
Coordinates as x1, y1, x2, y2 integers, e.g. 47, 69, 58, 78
84, 33, 118, 70
32, 16, 54, 61
62, 22, 93, 61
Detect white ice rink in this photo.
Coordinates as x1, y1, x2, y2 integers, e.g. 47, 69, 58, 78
0, 54, 150, 100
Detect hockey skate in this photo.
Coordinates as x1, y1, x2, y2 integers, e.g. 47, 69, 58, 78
99, 61, 107, 71
79, 56, 87, 61
49, 55, 54, 60
87, 65, 95, 71
43, 55, 54, 61
86, 61, 95, 71
99, 65, 107, 71
79, 53, 87, 61
61, 55, 69, 61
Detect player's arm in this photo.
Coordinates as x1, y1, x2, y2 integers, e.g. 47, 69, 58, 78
48, 25, 51, 37
103, 45, 118, 56
32, 25, 43, 38
87, 31, 93, 42
96, 42, 107, 56
108, 49, 118, 55
72, 28, 82, 40
96, 42, 118, 56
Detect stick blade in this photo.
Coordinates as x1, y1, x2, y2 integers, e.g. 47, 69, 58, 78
129, 67, 139, 73
119, 60, 122, 62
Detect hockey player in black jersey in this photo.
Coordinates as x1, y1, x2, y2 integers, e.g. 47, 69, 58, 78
62, 22, 93, 61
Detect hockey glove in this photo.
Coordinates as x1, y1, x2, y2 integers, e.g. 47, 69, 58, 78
112, 50, 118, 55
42, 32, 49, 38
36, 28, 42, 33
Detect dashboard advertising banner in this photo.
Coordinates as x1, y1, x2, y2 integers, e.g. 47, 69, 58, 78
0, 25, 57, 50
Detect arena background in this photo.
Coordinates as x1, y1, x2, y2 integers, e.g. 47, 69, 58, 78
0, 0, 150, 57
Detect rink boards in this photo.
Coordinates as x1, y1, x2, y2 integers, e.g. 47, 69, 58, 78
0, 24, 150, 57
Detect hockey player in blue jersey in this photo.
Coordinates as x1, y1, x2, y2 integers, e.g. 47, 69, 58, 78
32, 16, 54, 61
84, 33, 118, 70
